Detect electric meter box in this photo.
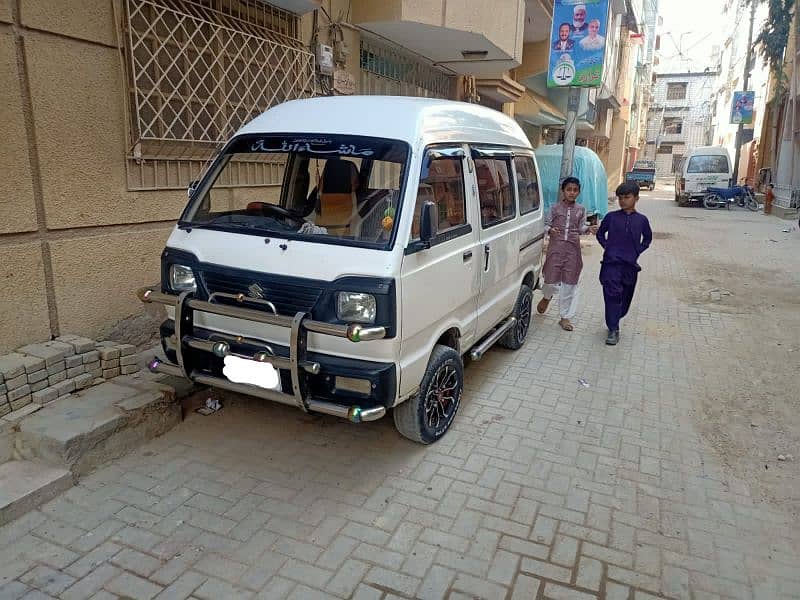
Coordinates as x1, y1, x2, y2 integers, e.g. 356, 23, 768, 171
316, 43, 334, 75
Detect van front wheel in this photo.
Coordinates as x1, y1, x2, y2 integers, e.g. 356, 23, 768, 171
393, 345, 463, 444
499, 284, 533, 350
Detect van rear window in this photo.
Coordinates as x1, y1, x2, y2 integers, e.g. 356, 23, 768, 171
687, 155, 729, 174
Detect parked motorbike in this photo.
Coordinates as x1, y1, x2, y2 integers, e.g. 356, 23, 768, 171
702, 185, 759, 211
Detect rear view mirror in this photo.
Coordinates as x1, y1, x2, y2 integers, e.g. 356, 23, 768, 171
420, 201, 438, 246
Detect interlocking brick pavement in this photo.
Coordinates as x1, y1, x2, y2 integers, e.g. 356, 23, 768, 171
1, 192, 799, 599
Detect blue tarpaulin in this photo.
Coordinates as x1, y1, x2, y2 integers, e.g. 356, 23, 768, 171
534, 144, 609, 218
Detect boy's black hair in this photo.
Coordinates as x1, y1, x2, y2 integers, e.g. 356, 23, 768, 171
615, 182, 640, 197
561, 176, 581, 191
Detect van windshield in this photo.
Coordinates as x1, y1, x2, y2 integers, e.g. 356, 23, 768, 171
182, 134, 409, 248
686, 155, 729, 174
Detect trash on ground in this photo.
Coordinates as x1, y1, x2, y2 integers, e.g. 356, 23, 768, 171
578, 378, 590, 388
196, 397, 222, 415
777, 454, 787, 461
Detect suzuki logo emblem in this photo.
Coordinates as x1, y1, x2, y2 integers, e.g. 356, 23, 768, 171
247, 283, 265, 299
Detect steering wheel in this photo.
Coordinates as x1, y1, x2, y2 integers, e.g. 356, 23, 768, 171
261, 203, 304, 223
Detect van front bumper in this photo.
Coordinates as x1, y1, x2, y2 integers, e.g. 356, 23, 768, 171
138, 287, 394, 423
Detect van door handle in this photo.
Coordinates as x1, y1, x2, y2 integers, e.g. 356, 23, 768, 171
483, 245, 490, 271
462, 250, 473, 262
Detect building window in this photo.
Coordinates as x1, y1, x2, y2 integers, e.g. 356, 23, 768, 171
657, 145, 673, 154
662, 117, 683, 134
122, 0, 314, 191
359, 36, 454, 99
666, 82, 688, 100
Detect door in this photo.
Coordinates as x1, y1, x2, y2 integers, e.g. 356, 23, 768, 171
399, 146, 480, 397
471, 148, 519, 338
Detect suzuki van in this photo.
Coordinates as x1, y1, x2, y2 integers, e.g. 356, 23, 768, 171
139, 96, 544, 443
675, 146, 733, 206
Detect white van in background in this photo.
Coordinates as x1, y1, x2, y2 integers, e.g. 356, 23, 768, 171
674, 146, 733, 206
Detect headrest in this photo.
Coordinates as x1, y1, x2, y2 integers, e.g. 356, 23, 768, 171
321, 160, 359, 194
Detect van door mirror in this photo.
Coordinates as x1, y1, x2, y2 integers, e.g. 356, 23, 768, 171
187, 180, 199, 198
419, 201, 438, 246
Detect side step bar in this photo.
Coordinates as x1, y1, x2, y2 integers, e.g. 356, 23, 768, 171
469, 317, 517, 362
147, 358, 385, 423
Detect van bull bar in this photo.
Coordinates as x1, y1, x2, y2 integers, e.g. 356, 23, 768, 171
137, 287, 388, 423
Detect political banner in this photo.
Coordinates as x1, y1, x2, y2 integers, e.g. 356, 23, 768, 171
731, 91, 755, 125
547, 0, 610, 88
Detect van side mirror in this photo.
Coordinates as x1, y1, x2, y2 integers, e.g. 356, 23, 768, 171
419, 201, 438, 246
187, 180, 199, 198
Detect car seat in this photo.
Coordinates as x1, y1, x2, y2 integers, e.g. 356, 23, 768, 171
316, 159, 358, 235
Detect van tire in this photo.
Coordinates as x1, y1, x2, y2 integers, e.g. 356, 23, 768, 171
393, 345, 463, 444
499, 284, 533, 350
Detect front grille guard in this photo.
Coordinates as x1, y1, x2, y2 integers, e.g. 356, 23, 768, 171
137, 287, 387, 423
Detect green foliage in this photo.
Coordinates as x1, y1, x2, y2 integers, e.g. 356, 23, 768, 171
753, 0, 795, 93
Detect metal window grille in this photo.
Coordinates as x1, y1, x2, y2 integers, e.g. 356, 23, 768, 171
359, 36, 454, 99
122, 0, 314, 190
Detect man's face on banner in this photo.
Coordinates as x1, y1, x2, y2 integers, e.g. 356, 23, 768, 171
574, 6, 587, 26
559, 24, 571, 40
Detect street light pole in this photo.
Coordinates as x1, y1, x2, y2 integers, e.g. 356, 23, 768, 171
560, 87, 582, 181
731, 0, 757, 187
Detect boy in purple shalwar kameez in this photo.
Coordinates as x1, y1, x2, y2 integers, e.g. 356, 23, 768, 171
596, 182, 653, 345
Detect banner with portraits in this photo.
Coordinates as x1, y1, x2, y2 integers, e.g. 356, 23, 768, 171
547, 0, 610, 88
730, 91, 755, 125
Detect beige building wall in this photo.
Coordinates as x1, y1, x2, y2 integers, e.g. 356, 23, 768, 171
0, 0, 500, 354
0, 1, 190, 353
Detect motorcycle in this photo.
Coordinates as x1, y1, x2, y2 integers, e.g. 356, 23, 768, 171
702, 185, 759, 211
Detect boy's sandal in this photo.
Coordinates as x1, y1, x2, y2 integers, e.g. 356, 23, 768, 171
559, 319, 574, 331
537, 298, 550, 314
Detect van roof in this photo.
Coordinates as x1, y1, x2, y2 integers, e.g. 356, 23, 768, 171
686, 146, 730, 155
236, 96, 532, 149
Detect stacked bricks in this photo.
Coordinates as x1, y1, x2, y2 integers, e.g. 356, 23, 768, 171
97, 341, 138, 378
0, 336, 141, 417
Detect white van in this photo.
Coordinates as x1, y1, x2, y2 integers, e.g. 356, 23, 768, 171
139, 96, 545, 443
674, 146, 733, 205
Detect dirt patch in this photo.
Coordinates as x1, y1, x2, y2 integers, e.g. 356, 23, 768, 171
665, 235, 800, 518
651, 232, 674, 239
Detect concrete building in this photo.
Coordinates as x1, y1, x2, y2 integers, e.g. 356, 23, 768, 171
1, 0, 558, 353
516, 0, 644, 195
710, 0, 770, 184
757, 7, 799, 218
643, 71, 718, 175
629, 0, 660, 163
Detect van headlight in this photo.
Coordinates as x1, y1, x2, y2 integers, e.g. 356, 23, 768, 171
337, 292, 376, 324
169, 264, 197, 292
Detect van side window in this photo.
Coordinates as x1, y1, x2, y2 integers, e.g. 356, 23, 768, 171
514, 156, 540, 214
411, 156, 467, 240
475, 158, 515, 227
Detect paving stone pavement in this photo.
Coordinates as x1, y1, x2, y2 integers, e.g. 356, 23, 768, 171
1, 191, 799, 600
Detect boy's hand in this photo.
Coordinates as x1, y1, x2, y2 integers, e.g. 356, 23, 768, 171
588, 225, 599, 234
549, 227, 561, 236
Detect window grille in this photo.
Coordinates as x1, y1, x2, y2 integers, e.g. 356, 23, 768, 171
359, 36, 454, 99
122, 0, 314, 190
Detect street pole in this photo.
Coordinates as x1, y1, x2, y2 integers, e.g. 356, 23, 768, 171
731, 0, 757, 187
560, 87, 582, 181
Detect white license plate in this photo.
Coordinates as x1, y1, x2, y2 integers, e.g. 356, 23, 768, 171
222, 355, 281, 391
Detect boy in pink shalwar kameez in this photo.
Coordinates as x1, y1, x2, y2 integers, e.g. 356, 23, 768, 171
537, 177, 597, 331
